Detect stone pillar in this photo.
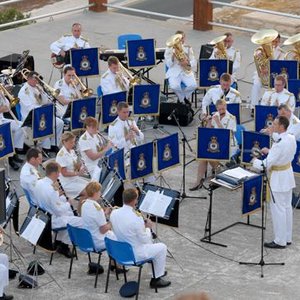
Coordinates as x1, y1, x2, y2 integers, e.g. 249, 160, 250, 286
89, 0, 107, 12
193, 0, 213, 31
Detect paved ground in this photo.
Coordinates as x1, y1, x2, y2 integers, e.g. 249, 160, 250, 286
0, 3, 299, 300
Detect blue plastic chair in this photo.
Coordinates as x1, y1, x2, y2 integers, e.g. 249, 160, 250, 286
67, 224, 106, 288
23, 188, 35, 207
117, 34, 142, 50
235, 124, 246, 146
104, 237, 157, 299
49, 226, 68, 265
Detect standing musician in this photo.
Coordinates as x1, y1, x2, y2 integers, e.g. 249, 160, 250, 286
55, 132, 89, 201
54, 65, 82, 118
0, 89, 24, 170
252, 116, 296, 249
34, 161, 83, 258
110, 188, 171, 289
108, 102, 144, 153
101, 56, 130, 96
190, 100, 238, 191
164, 30, 197, 105
78, 117, 113, 180
18, 71, 64, 155
201, 73, 241, 115
261, 75, 295, 111
0, 250, 13, 300
20, 148, 43, 206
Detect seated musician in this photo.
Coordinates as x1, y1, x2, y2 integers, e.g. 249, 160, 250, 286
55, 132, 89, 201
50, 23, 90, 64
110, 188, 171, 289
54, 65, 82, 118
190, 100, 238, 191
164, 30, 197, 106
20, 148, 43, 206
78, 117, 113, 180
18, 71, 63, 155
261, 75, 295, 111
201, 73, 241, 115
101, 56, 130, 96
34, 161, 82, 258
0, 89, 24, 170
0, 249, 13, 300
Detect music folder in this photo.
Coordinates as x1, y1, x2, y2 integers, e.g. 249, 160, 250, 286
21, 110, 33, 127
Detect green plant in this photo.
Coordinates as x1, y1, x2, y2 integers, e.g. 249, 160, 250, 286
0, 7, 33, 30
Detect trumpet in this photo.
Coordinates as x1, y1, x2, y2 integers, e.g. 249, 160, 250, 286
71, 73, 93, 98
126, 119, 137, 146
0, 84, 21, 123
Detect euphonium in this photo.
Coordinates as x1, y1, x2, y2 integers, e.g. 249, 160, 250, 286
283, 33, 300, 61
209, 35, 227, 59
71, 74, 93, 97
251, 29, 278, 86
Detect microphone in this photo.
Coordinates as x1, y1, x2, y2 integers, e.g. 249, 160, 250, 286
167, 109, 177, 120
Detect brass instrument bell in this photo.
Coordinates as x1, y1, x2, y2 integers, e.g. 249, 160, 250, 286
283, 33, 300, 60
209, 35, 227, 59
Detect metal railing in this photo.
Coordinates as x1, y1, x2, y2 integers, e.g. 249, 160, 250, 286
0, 0, 21, 6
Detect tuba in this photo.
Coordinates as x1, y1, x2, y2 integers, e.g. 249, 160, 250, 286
283, 33, 300, 61
251, 29, 278, 86
209, 35, 227, 59
166, 34, 192, 74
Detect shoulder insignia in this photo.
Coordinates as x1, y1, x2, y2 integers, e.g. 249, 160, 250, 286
81, 133, 87, 140
231, 89, 240, 96
209, 85, 219, 90
63, 34, 72, 37
110, 119, 118, 126
102, 71, 109, 79
133, 209, 143, 218
284, 91, 293, 96
230, 114, 236, 119
58, 79, 63, 87
58, 149, 64, 157
93, 203, 102, 211
81, 36, 88, 42
25, 87, 29, 95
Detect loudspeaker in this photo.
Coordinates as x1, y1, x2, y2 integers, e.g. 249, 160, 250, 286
199, 44, 214, 59
159, 102, 193, 126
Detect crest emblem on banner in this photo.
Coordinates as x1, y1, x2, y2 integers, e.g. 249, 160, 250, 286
163, 144, 172, 161
249, 187, 257, 206
251, 141, 261, 158
80, 55, 91, 71
265, 114, 274, 127
296, 152, 300, 166
136, 46, 147, 61
137, 153, 146, 171
39, 114, 46, 131
0, 134, 5, 151
79, 106, 88, 123
207, 136, 220, 153
208, 66, 219, 81
140, 92, 151, 108
109, 100, 118, 117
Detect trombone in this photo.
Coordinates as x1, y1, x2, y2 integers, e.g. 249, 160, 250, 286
0, 83, 20, 123
118, 62, 141, 87
70, 74, 93, 98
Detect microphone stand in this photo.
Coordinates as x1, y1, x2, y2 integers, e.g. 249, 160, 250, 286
169, 111, 206, 201
239, 157, 284, 278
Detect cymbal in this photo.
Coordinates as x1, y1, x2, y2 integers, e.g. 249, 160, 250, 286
209, 35, 227, 45
251, 29, 278, 45
1, 68, 15, 76
283, 33, 300, 46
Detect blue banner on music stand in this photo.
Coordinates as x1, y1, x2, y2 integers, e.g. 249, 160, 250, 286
70, 47, 100, 77
269, 60, 298, 88
130, 142, 154, 180
32, 104, 54, 141
199, 59, 228, 88
71, 97, 96, 131
156, 133, 180, 172
255, 105, 278, 132
0, 123, 14, 159
197, 127, 230, 161
108, 148, 126, 180
241, 131, 271, 164
292, 141, 300, 175
208, 103, 241, 124
102, 91, 127, 125
132, 84, 160, 116
126, 38, 156, 68
288, 79, 300, 107
242, 175, 262, 216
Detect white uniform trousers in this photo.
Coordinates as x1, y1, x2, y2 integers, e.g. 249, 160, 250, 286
41, 117, 64, 149
2, 118, 25, 149
0, 253, 9, 297
55, 216, 83, 245
270, 189, 293, 246
250, 73, 262, 108
168, 73, 197, 102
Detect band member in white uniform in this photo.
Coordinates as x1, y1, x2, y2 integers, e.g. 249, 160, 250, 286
261, 75, 295, 111
209, 32, 241, 87
78, 117, 113, 180
0, 89, 24, 170
34, 161, 83, 257
18, 71, 64, 155
55, 132, 89, 200
0, 250, 13, 300
164, 30, 197, 104
20, 148, 43, 206
101, 56, 130, 96
191, 100, 238, 191
110, 188, 171, 289
250, 34, 285, 110
201, 73, 241, 114
252, 116, 296, 248
50, 23, 90, 58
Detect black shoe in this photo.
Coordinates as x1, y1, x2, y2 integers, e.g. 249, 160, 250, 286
8, 157, 19, 171
50, 146, 60, 154
189, 179, 204, 191
287, 242, 292, 246
13, 154, 23, 163
57, 244, 73, 258
0, 294, 14, 300
150, 277, 171, 289
264, 241, 285, 249
110, 265, 128, 274
161, 271, 167, 277
15, 144, 30, 155
251, 109, 254, 118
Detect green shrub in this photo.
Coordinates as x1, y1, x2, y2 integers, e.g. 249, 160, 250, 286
0, 7, 33, 30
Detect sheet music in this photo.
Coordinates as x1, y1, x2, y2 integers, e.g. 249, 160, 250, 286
5, 194, 11, 210
222, 167, 257, 180
20, 215, 46, 245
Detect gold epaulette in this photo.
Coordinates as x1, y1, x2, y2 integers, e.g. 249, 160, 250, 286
133, 209, 143, 218
231, 88, 240, 96
81, 133, 87, 140
230, 114, 236, 120
81, 36, 88, 42
57, 149, 64, 157
101, 70, 109, 79
93, 202, 102, 211
24, 86, 29, 95
110, 119, 118, 126
208, 85, 219, 90
284, 91, 293, 96
63, 34, 72, 37
58, 79, 63, 87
